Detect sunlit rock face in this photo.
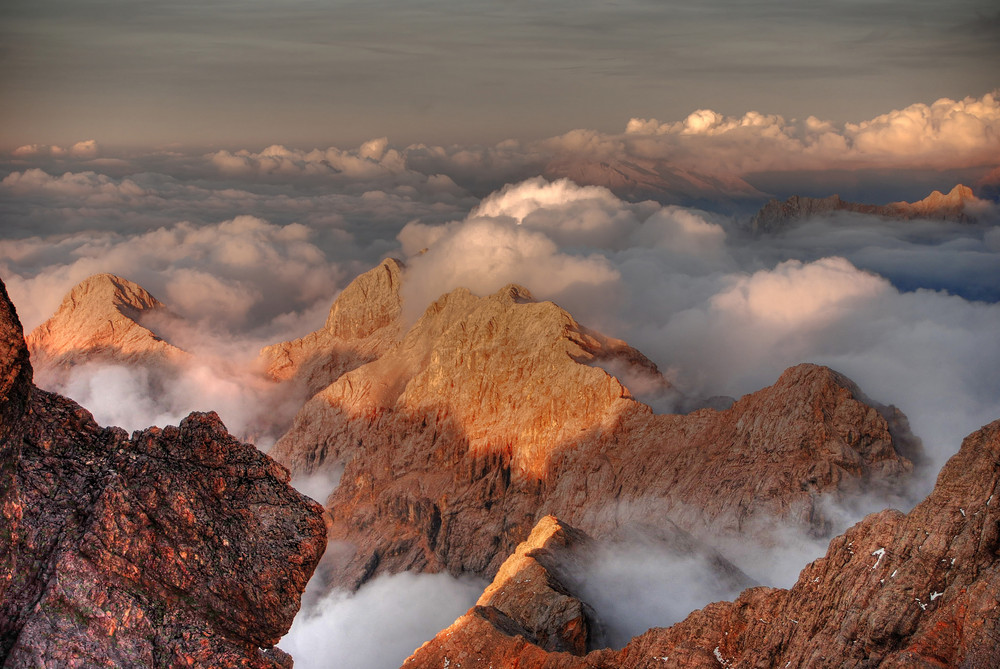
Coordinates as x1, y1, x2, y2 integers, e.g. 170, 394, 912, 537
259, 257, 405, 397
404, 514, 752, 666
750, 183, 987, 233
271, 262, 917, 590
401, 420, 1000, 668
25, 273, 186, 374
0, 278, 327, 668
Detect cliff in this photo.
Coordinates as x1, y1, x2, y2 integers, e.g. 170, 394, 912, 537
402, 419, 1000, 667
0, 278, 328, 667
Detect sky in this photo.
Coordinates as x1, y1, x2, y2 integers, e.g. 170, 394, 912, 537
1, 0, 998, 149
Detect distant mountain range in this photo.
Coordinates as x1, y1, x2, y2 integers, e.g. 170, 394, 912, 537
749, 184, 990, 234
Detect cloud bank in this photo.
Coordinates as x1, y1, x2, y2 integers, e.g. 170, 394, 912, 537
279, 571, 484, 669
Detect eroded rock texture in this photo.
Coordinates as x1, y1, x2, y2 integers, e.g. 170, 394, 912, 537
402, 419, 1000, 668
272, 275, 916, 589
259, 258, 405, 397
0, 278, 327, 668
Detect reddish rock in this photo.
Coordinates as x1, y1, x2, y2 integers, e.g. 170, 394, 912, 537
259, 258, 404, 397
272, 276, 915, 588
0, 279, 327, 668
402, 419, 1000, 668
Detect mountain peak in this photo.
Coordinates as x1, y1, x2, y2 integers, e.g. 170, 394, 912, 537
323, 257, 404, 338
259, 258, 405, 394
26, 273, 182, 371
751, 183, 984, 232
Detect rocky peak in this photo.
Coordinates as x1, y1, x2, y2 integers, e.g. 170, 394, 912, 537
750, 184, 983, 233
272, 264, 913, 590
271, 280, 663, 479
259, 258, 404, 395
26, 273, 184, 370
324, 257, 404, 338
889, 183, 981, 221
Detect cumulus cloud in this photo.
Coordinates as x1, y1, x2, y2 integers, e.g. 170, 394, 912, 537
619, 91, 1000, 174
399, 215, 623, 324
0, 215, 342, 333
11, 140, 100, 159
279, 571, 484, 669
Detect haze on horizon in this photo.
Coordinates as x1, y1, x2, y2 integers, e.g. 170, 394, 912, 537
1, 0, 998, 150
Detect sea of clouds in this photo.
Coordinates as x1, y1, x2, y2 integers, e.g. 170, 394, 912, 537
2, 91, 999, 666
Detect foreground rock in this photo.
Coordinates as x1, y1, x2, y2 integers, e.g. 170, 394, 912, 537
0, 279, 327, 667
273, 276, 917, 588
750, 184, 987, 233
403, 419, 1000, 667
26, 273, 186, 375
259, 258, 405, 397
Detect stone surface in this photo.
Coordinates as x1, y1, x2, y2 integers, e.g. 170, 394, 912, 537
401, 419, 1000, 668
26, 273, 186, 373
750, 184, 984, 233
0, 279, 328, 668
272, 277, 915, 589
259, 258, 405, 397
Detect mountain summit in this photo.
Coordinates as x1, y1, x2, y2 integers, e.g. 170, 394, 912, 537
269, 263, 917, 590
26, 273, 184, 371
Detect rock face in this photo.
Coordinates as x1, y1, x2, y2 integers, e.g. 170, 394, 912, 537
0, 278, 327, 667
26, 273, 185, 373
259, 258, 404, 397
464, 516, 600, 656
406, 418, 1000, 667
272, 277, 916, 589
750, 184, 984, 233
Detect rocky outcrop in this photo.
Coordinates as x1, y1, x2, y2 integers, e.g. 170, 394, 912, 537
0, 278, 327, 667
259, 258, 404, 397
402, 419, 1000, 668
750, 184, 985, 233
273, 279, 915, 589
459, 516, 600, 657
26, 273, 185, 373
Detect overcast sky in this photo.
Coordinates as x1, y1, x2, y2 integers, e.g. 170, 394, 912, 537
1, 0, 997, 149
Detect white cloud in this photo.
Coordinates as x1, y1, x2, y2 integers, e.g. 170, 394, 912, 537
618, 91, 1000, 173
399, 209, 623, 323
280, 571, 484, 669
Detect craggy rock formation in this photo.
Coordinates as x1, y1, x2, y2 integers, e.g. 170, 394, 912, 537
26, 273, 186, 373
273, 278, 916, 588
456, 515, 601, 657
0, 278, 327, 668
259, 258, 404, 397
750, 184, 985, 233
403, 419, 1000, 667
